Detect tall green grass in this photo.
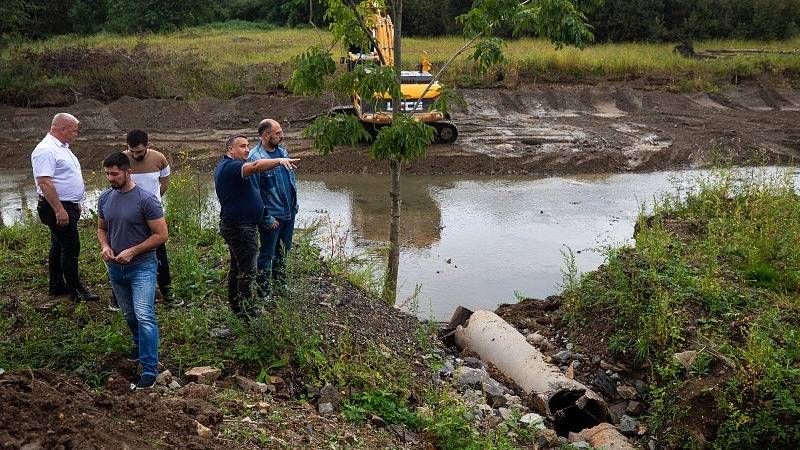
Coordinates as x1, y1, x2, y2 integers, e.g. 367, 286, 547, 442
562, 169, 800, 448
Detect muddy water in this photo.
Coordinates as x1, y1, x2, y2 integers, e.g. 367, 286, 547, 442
3, 168, 794, 319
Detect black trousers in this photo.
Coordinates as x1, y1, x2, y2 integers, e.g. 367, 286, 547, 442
155, 242, 171, 295
219, 222, 258, 316
37, 199, 82, 293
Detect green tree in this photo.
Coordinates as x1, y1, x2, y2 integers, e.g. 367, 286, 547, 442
104, 0, 221, 33
0, 0, 30, 38
287, 0, 594, 300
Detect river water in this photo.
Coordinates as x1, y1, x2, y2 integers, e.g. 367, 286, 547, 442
3, 168, 793, 320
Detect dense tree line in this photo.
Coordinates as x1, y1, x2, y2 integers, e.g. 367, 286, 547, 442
2, 0, 799, 41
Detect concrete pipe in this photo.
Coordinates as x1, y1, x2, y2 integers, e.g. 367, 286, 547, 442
455, 309, 610, 436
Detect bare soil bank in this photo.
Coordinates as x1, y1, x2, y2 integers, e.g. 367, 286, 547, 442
1, 82, 798, 175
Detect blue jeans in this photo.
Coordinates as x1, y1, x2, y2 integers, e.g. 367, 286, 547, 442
257, 216, 295, 294
107, 256, 159, 376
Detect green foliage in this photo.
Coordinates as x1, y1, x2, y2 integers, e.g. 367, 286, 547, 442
470, 37, 507, 73
324, 0, 375, 54
342, 389, 419, 428
369, 114, 435, 164
418, 389, 479, 450
285, 44, 337, 97
562, 169, 800, 448
590, 0, 800, 42
332, 62, 401, 107
302, 113, 371, 155
104, 0, 222, 33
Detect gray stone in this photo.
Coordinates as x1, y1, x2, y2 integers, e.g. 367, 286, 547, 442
210, 327, 231, 338
195, 420, 212, 438
476, 403, 494, 420
609, 401, 628, 425
617, 385, 638, 400
168, 380, 181, 390
462, 357, 485, 369
485, 415, 504, 429
498, 407, 513, 421
571, 441, 591, 449
626, 400, 644, 415
462, 388, 484, 407
482, 378, 507, 407
318, 402, 334, 415
368, 413, 386, 428
673, 350, 698, 370
505, 394, 522, 405
551, 350, 572, 365
526, 332, 546, 345
454, 366, 488, 389
0, 368, 5, 376
319, 383, 341, 410
234, 375, 270, 394
388, 424, 419, 444
438, 360, 455, 377
619, 415, 639, 435
156, 370, 172, 386
594, 370, 617, 399
184, 366, 221, 385
519, 413, 545, 430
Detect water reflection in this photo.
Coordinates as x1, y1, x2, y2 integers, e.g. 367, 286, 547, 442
3, 168, 796, 320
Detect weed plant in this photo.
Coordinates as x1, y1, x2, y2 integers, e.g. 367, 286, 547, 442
562, 168, 800, 448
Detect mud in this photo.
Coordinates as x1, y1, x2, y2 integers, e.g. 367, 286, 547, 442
1, 82, 798, 174
0, 369, 221, 449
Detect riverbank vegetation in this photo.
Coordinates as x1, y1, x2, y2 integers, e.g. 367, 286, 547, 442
0, 170, 545, 449
561, 169, 800, 448
2, 24, 800, 106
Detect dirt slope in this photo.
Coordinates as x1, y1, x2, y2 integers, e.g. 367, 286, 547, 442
1, 83, 798, 174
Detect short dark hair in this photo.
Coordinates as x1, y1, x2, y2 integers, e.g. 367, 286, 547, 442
126, 129, 148, 148
225, 134, 248, 151
257, 120, 272, 136
102, 152, 131, 171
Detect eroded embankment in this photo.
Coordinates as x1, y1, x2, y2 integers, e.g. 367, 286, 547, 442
1, 83, 799, 175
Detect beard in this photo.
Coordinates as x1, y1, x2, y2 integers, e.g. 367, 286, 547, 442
109, 175, 128, 189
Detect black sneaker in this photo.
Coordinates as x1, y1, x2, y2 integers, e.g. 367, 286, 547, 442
130, 373, 157, 390
71, 288, 100, 302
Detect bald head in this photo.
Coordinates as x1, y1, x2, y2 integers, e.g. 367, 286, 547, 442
258, 119, 283, 150
50, 113, 80, 144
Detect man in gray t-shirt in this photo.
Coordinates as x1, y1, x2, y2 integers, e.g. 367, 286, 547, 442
97, 152, 168, 390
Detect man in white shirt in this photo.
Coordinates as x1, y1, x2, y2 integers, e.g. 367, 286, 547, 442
31, 113, 99, 301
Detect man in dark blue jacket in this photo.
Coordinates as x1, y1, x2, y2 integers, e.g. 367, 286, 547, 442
248, 119, 298, 299
214, 133, 297, 318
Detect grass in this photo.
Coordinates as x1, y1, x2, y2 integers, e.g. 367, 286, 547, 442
2, 24, 799, 105
561, 168, 800, 448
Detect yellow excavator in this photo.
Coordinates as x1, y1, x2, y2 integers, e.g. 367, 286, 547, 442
338, 4, 458, 144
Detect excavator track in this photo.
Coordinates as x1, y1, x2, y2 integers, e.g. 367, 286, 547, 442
432, 120, 458, 144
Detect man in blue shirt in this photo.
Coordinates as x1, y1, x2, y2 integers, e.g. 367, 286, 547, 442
248, 119, 299, 299
97, 152, 168, 390
214, 134, 298, 319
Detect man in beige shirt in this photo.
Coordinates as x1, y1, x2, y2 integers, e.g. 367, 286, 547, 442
108, 129, 181, 310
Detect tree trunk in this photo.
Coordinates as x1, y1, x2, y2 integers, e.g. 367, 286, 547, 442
383, 158, 401, 301
382, 0, 403, 303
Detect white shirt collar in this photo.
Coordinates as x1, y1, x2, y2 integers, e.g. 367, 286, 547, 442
46, 133, 69, 148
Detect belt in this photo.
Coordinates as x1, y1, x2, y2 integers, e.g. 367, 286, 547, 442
38, 195, 79, 206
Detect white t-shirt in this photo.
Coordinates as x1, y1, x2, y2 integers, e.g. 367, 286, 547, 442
31, 133, 85, 203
